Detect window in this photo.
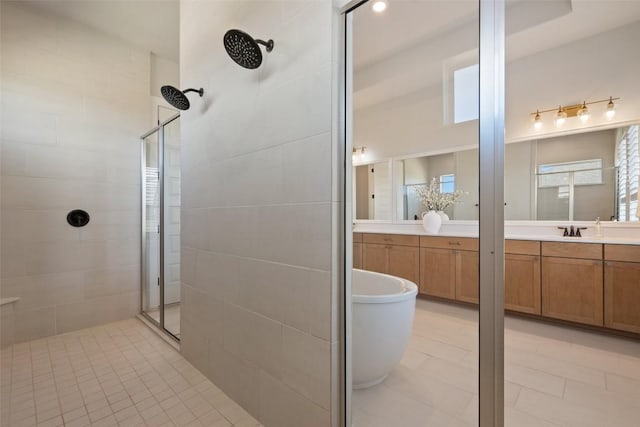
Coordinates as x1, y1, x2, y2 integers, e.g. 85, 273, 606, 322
453, 64, 479, 124
538, 159, 603, 188
616, 125, 639, 221
440, 174, 455, 193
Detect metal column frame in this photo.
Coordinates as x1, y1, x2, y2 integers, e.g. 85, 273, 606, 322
338, 2, 368, 426
479, 0, 505, 426
139, 114, 180, 343
158, 124, 165, 332
339, 0, 505, 425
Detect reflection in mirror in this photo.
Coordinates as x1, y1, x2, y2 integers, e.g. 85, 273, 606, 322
354, 162, 392, 220
397, 151, 479, 221
391, 124, 639, 222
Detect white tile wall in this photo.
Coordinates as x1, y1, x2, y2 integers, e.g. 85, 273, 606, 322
0, 2, 149, 342
180, 1, 338, 425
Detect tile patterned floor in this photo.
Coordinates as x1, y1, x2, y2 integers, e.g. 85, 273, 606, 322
3, 302, 638, 427
0, 319, 260, 427
353, 299, 640, 427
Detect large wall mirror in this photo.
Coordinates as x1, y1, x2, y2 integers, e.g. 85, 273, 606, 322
353, 1, 640, 223
355, 124, 638, 222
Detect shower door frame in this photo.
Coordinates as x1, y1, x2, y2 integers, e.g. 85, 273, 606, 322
140, 113, 181, 342
338, 0, 505, 425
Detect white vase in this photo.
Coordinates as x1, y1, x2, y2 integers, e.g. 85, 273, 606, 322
437, 211, 449, 221
422, 210, 442, 234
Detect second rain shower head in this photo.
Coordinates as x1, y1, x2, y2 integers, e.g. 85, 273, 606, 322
223, 29, 274, 69
161, 85, 204, 110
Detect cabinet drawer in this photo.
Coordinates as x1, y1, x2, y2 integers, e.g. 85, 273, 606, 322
363, 233, 419, 247
604, 244, 640, 263
541, 242, 602, 260
353, 232, 363, 243
420, 236, 478, 251
505, 240, 540, 256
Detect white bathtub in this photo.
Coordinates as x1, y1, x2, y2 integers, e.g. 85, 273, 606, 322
352, 269, 418, 389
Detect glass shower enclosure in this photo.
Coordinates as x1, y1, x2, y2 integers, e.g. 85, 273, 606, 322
140, 114, 181, 340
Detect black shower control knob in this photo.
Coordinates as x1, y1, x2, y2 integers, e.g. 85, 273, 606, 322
67, 210, 90, 227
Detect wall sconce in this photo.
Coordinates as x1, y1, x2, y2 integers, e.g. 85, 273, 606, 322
530, 96, 619, 129
352, 146, 366, 161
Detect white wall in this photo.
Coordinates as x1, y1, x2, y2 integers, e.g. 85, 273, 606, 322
355, 21, 640, 161
180, 1, 337, 426
0, 2, 149, 342
150, 53, 180, 126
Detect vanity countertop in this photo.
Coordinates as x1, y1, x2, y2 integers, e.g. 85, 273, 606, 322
353, 223, 640, 246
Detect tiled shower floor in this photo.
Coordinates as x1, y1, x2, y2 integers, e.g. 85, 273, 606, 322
0, 319, 260, 427
353, 299, 640, 427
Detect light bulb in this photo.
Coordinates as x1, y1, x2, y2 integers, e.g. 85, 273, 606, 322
578, 101, 590, 123
533, 110, 542, 130
372, 0, 387, 13
555, 106, 567, 127
360, 147, 366, 160
606, 96, 616, 119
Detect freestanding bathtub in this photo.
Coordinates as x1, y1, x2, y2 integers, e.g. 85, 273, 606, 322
352, 269, 418, 389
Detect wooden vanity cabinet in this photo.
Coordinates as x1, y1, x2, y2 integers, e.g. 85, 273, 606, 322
541, 242, 604, 326
362, 234, 420, 283
420, 236, 478, 302
419, 247, 456, 299
504, 240, 541, 314
455, 250, 479, 303
353, 233, 363, 269
604, 244, 640, 333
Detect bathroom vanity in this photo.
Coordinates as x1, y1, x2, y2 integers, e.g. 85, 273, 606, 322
353, 229, 640, 336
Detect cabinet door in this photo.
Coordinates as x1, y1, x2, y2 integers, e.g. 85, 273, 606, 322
362, 243, 387, 274
420, 248, 456, 298
455, 250, 479, 304
353, 242, 363, 269
541, 257, 603, 326
388, 245, 420, 284
505, 254, 541, 314
604, 261, 640, 333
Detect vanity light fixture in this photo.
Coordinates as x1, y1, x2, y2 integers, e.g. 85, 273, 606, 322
577, 101, 590, 123
533, 110, 543, 130
606, 96, 616, 119
530, 96, 620, 129
372, 0, 388, 13
555, 105, 567, 126
353, 146, 366, 161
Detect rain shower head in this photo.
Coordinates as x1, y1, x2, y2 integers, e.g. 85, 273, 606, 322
160, 85, 204, 110
223, 29, 274, 69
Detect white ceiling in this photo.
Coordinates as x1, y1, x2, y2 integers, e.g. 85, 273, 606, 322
10, 0, 180, 62
353, 0, 640, 109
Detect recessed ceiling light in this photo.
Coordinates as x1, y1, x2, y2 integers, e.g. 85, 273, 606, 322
372, 0, 388, 13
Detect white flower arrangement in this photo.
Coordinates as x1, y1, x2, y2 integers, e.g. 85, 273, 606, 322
415, 177, 467, 211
